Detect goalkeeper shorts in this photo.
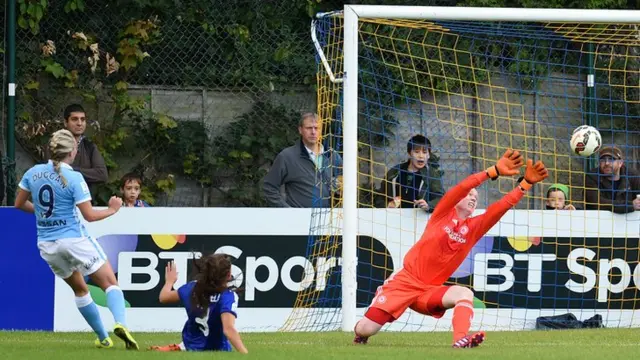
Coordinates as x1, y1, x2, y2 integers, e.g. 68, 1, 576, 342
369, 268, 450, 320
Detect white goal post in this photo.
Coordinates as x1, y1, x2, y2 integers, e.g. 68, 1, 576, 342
337, 5, 640, 332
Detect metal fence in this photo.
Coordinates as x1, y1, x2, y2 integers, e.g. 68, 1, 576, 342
3, 0, 637, 208
1, 0, 457, 207
2, 0, 316, 207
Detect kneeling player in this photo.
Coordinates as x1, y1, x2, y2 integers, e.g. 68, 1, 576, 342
354, 149, 548, 348
150, 254, 248, 354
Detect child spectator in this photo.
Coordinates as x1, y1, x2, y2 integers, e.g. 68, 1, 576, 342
120, 173, 150, 207
546, 183, 576, 210
383, 135, 445, 212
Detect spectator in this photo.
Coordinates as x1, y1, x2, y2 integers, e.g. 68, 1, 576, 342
120, 173, 150, 207
545, 183, 576, 210
584, 145, 640, 213
63, 104, 108, 202
382, 135, 444, 212
262, 112, 343, 208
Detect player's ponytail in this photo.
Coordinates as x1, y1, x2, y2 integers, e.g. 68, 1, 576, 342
191, 254, 233, 313
49, 129, 76, 187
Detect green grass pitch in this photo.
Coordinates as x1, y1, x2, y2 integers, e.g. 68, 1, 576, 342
0, 329, 638, 359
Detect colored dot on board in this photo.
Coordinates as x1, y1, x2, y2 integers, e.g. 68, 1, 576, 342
151, 234, 186, 250
507, 236, 541, 251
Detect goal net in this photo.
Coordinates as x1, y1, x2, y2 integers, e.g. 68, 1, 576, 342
282, 6, 640, 332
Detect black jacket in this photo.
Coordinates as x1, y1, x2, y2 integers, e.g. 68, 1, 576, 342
382, 161, 445, 211
72, 137, 108, 184
584, 165, 640, 214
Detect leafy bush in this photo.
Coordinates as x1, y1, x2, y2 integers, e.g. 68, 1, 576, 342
208, 101, 302, 206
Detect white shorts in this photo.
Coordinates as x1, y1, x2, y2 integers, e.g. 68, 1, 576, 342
37, 237, 107, 279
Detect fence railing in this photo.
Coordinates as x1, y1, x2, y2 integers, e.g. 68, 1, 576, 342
2, 0, 638, 208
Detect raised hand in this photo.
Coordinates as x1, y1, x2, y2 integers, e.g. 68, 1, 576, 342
487, 149, 525, 180
523, 159, 549, 184
519, 159, 549, 191
165, 261, 178, 286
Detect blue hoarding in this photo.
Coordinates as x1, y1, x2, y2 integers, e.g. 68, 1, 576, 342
0, 208, 54, 330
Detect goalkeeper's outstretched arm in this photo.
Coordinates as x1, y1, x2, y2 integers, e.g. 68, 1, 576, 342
430, 149, 524, 221
472, 159, 549, 239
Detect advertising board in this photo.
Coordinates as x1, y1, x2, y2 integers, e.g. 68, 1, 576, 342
2, 207, 638, 331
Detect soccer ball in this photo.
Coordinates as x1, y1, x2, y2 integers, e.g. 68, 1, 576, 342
570, 125, 602, 157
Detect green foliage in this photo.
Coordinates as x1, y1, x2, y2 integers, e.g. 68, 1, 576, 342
116, 19, 159, 71
64, 0, 85, 13
208, 101, 301, 207
14, 4, 180, 205
113, 0, 320, 88
13, 0, 327, 206
40, 58, 65, 78
17, 0, 47, 35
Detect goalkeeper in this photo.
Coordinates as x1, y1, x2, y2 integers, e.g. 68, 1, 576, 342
354, 149, 548, 348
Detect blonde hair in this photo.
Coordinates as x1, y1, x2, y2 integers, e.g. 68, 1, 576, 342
298, 112, 318, 127
49, 129, 76, 186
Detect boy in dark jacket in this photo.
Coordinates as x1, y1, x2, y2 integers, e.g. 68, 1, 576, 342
383, 135, 445, 212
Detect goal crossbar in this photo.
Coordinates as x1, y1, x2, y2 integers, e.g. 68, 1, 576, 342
345, 5, 640, 22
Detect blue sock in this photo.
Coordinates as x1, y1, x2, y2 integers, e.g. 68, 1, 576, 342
76, 294, 109, 341
105, 286, 127, 326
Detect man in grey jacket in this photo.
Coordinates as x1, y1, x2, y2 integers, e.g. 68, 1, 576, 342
262, 113, 343, 208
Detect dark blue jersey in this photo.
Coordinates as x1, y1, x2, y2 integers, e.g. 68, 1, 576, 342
177, 281, 238, 351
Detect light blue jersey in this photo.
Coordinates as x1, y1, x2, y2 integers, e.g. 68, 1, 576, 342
19, 161, 92, 241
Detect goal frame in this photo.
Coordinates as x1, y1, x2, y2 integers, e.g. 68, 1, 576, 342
336, 5, 640, 332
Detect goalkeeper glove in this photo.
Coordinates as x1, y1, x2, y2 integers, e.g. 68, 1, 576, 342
486, 149, 524, 180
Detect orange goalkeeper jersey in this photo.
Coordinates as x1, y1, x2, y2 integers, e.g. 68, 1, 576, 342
403, 171, 524, 285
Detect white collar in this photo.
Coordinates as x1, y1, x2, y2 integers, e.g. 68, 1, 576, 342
305, 144, 324, 155
48, 160, 72, 170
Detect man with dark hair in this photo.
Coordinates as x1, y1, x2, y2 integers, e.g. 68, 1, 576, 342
584, 145, 640, 213
382, 134, 445, 212
63, 104, 108, 202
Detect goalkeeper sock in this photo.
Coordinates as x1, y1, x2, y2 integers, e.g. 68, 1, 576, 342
105, 285, 127, 326
452, 299, 474, 343
76, 293, 109, 341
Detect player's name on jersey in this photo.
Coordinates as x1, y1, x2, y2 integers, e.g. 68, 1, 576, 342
31, 170, 68, 188
38, 219, 67, 227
